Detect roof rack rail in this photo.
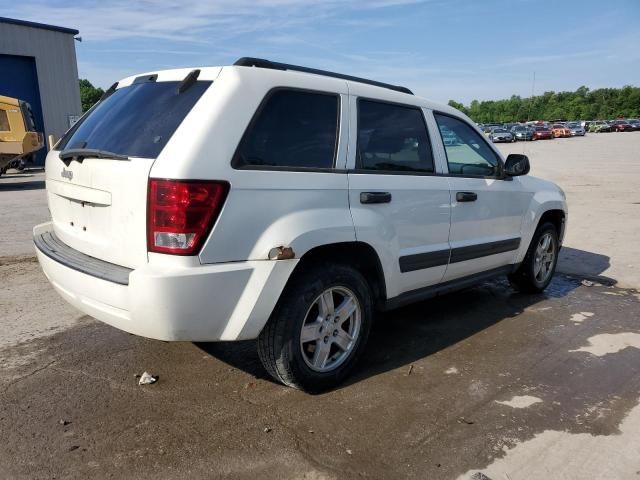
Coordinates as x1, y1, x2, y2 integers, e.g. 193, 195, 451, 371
233, 57, 413, 95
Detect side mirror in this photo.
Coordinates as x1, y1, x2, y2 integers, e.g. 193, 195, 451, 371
504, 154, 530, 176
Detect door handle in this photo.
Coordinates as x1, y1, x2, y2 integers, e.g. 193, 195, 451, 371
456, 191, 478, 202
360, 192, 392, 204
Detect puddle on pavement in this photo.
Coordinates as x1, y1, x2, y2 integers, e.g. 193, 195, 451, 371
544, 275, 581, 298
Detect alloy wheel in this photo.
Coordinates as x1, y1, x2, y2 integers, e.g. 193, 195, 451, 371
299, 287, 362, 372
533, 232, 556, 284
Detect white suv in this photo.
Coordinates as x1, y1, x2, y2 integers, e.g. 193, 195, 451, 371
34, 58, 567, 392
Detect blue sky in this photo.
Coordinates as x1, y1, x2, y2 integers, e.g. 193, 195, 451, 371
4, 0, 640, 104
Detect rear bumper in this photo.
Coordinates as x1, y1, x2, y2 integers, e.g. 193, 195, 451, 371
34, 222, 297, 342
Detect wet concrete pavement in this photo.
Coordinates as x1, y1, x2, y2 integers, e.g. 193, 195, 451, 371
2, 275, 639, 479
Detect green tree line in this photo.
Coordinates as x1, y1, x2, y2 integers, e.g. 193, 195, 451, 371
79, 79, 104, 112
448, 85, 640, 123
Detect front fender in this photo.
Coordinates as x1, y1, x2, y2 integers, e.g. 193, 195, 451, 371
515, 186, 567, 263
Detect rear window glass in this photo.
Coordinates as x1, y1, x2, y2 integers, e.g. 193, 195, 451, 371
233, 89, 339, 169
357, 99, 434, 173
59, 80, 211, 158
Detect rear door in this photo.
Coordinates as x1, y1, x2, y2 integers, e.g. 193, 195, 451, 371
347, 94, 451, 299
46, 73, 215, 269
431, 112, 531, 281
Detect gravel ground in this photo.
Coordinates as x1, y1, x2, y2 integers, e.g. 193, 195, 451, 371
498, 132, 640, 288
0, 132, 639, 479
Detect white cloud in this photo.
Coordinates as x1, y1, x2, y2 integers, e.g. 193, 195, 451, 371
5, 0, 427, 42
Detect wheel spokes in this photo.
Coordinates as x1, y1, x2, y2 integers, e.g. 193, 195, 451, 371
334, 297, 357, 324
311, 340, 331, 369
533, 261, 543, 277
333, 329, 353, 351
300, 286, 362, 373
300, 323, 321, 343
540, 234, 551, 252
319, 290, 335, 317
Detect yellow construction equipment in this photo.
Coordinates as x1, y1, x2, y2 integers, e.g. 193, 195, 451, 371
0, 95, 44, 175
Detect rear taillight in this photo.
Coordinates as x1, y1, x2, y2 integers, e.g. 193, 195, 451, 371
147, 179, 229, 255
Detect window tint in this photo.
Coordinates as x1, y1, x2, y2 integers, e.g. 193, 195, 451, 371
434, 113, 499, 177
59, 80, 211, 159
0, 110, 9, 131
357, 100, 434, 173
234, 89, 339, 169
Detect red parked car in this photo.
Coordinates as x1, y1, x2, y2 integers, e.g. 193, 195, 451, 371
533, 126, 553, 139
612, 120, 633, 132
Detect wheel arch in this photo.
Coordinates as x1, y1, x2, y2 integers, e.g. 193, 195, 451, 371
287, 241, 387, 306
537, 209, 566, 243
516, 197, 567, 264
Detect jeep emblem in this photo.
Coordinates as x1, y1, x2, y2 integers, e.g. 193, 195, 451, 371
61, 168, 73, 181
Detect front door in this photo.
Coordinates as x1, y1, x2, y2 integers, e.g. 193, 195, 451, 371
431, 112, 532, 282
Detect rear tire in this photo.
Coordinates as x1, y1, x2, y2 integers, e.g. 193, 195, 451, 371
509, 222, 559, 293
257, 262, 373, 393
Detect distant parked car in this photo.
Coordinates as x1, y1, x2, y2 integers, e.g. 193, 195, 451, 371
533, 126, 553, 140
611, 120, 633, 132
627, 119, 640, 131
567, 122, 586, 136
482, 123, 502, 137
589, 121, 612, 133
551, 124, 571, 138
490, 127, 515, 143
511, 125, 534, 141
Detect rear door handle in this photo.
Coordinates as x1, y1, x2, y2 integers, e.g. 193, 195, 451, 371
456, 191, 478, 202
360, 192, 392, 204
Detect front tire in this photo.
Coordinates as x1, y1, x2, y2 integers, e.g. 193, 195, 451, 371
509, 222, 559, 293
257, 263, 373, 393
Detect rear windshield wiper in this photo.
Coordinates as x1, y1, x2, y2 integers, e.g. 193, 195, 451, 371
59, 148, 129, 162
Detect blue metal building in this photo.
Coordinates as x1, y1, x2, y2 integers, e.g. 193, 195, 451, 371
0, 17, 82, 164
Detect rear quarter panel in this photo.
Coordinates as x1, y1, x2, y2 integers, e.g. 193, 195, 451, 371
149, 67, 356, 264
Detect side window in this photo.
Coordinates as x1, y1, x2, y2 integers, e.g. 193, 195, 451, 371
233, 89, 339, 169
434, 113, 500, 177
0, 110, 9, 132
357, 99, 434, 173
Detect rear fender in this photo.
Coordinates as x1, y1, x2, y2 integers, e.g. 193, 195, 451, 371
248, 207, 357, 260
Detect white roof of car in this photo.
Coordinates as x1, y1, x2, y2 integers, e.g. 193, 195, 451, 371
117, 64, 467, 123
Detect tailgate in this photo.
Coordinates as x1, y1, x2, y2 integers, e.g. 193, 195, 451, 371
45, 73, 214, 269
46, 153, 154, 269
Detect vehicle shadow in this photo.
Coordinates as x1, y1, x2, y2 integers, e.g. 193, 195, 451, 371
557, 246, 615, 285
0, 179, 45, 191
198, 248, 612, 389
